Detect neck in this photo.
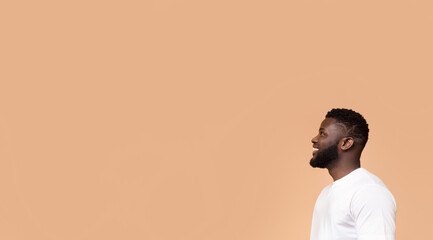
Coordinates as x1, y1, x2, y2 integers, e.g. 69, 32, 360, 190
326, 156, 361, 181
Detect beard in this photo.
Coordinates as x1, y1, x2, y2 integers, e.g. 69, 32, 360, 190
310, 142, 339, 168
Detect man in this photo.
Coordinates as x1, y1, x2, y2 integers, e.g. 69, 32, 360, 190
309, 108, 396, 240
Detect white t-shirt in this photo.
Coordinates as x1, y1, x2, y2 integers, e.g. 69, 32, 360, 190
310, 168, 396, 240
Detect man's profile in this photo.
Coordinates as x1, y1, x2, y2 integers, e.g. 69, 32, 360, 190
310, 108, 396, 240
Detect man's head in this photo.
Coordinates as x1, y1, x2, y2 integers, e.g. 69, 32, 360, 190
310, 108, 369, 169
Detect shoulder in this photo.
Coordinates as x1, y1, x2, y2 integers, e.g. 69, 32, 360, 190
350, 183, 397, 219
344, 168, 393, 195
353, 184, 395, 203
351, 169, 396, 203
353, 168, 386, 185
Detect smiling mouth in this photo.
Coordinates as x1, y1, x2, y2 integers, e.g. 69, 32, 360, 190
312, 147, 319, 155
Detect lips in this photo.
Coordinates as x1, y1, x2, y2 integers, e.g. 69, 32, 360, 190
312, 147, 319, 155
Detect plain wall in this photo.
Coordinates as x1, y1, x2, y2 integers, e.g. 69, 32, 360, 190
1, 0, 432, 239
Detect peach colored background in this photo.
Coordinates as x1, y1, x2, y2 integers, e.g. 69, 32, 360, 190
1, 0, 432, 239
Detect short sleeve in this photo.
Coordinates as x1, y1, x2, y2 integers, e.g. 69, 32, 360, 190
350, 184, 397, 240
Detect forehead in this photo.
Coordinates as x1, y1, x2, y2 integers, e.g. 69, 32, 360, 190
320, 118, 346, 134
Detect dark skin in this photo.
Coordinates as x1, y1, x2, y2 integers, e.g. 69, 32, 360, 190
311, 118, 364, 181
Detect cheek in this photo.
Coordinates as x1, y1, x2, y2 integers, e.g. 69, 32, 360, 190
318, 142, 331, 151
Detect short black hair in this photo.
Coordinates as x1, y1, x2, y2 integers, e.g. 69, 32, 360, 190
326, 108, 369, 147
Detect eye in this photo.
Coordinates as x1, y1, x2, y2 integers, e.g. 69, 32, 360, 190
320, 131, 326, 136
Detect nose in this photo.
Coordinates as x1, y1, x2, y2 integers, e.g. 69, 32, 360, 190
311, 135, 318, 144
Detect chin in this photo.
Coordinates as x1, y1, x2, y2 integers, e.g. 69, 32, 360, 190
309, 157, 330, 169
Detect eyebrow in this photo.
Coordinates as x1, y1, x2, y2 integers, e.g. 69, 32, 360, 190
319, 128, 325, 131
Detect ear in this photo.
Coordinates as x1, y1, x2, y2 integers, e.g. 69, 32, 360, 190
340, 137, 354, 151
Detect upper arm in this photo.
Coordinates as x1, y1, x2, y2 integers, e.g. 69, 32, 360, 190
350, 184, 397, 240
